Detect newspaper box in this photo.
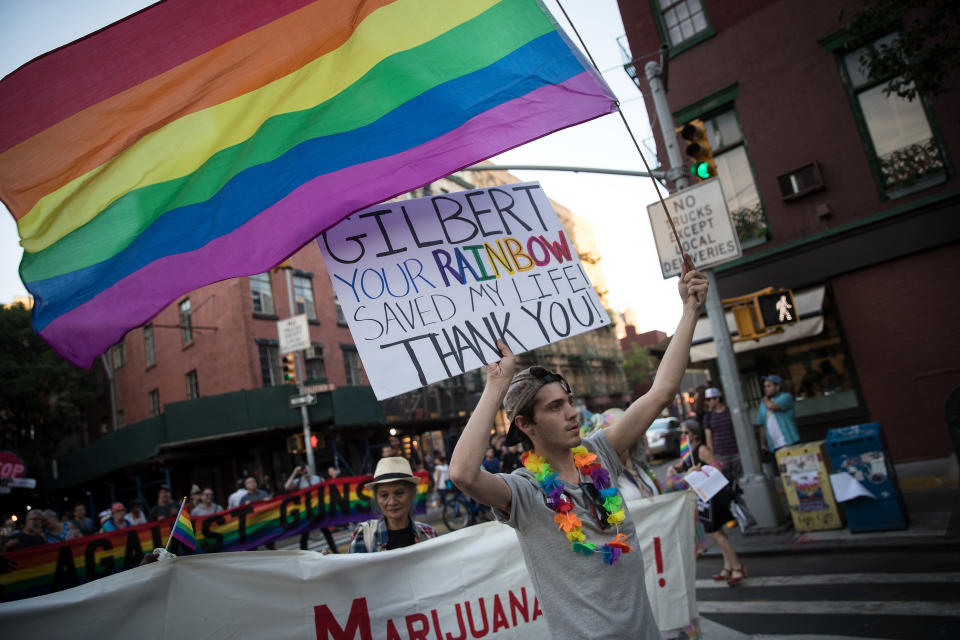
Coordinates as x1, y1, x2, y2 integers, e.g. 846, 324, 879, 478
776, 441, 843, 532
825, 422, 907, 533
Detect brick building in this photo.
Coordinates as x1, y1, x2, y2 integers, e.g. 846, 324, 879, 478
46, 167, 627, 507
618, 0, 960, 462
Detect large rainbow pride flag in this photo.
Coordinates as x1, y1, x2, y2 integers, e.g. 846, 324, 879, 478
0, 0, 615, 367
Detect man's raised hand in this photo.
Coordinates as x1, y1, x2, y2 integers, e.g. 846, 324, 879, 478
487, 339, 516, 385
679, 253, 708, 310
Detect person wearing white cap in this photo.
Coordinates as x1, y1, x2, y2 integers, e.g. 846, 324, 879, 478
703, 387, 740, 479
348, 457, 437, 553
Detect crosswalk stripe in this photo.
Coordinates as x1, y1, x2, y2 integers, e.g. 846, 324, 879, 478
696, 572, 960, 589
697, 600, 960, 617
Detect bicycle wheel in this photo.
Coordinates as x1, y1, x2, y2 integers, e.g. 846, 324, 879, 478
443, 494, 471, 531
475, 503, 496, 523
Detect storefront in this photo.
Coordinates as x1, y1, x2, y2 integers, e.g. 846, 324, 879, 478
690, 285, 869, 442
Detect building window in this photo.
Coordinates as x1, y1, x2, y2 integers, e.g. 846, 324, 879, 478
249, 273, 275, 316
144, 324, 156, 367
343, 347, 365, 386
702, 109, 768, 248
334, 296, 347, 325
258, 343, 282, 387
840, 34, 947, 198
149, 389, 161, 417
305, 343, 326, 382
110, 341, 126, 369
179, 299, 193, 345
186, 370, 199, 399
294, 275, 317, 322
656, 0, 712, 50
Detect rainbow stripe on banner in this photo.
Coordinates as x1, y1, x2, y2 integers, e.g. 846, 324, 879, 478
0, 473, 428, 602
0, 0, 615, 367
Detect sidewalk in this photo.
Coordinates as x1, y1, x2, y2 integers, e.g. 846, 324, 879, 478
703, 456, 960, 558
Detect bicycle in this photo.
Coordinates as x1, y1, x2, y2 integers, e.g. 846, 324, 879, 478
442, 489, 495, 531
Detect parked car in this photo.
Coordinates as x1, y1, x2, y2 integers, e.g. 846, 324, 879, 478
645, 417, 682, 458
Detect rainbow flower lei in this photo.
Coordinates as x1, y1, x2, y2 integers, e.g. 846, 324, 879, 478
522, 446, 633, 565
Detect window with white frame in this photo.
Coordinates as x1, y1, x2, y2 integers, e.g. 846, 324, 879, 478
305, 343, 326, 382
258, 343, 282, 387
249, 273, 276, 315
342, 347, 365, 386
186, 370, 199, 400
144, 324, 156, 367
657, 0, 710, 48
110, 341, 126, 369
149, 389, 161, 417
179, 299, 193, 345
701, 110, 768, 248
294, 275, 317, 322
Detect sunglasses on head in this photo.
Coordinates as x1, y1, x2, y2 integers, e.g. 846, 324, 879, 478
529, 366, 572, 395
579, 481, 612, 531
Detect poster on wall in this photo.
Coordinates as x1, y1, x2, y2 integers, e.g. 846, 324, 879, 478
318, 182, 610, 399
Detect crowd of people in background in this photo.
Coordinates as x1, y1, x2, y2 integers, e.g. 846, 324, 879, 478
2, 373, 795, 555
1, 475, 275, 552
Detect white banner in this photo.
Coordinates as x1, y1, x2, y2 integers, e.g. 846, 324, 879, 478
318, 182, 610, 399
0, 493, 696, 638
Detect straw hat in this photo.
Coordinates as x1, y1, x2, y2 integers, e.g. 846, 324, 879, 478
366, 457, 420, 488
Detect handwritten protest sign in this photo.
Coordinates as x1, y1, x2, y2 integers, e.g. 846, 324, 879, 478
318, 182, 610, 399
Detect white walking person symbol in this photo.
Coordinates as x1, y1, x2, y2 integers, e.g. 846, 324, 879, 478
776, 294, 793, 322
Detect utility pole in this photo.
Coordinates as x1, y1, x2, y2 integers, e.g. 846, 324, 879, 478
282, 267, 316, 476
644, 61, 784, 528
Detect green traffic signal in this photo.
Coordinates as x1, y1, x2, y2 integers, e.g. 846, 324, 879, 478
692, 162, 712, 179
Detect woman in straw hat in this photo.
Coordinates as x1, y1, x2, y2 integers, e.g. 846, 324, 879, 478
348, 457, 437, 553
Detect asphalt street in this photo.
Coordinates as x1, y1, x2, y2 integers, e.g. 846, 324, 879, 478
696, 548, 960, 638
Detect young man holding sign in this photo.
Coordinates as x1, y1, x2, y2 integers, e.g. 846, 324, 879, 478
449, 262, 707, 638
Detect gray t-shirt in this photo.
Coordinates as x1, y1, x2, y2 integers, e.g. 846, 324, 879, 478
495, 431, 659, 640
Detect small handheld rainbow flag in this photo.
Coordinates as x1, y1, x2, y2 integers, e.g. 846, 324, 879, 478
680, 434, 693, 468
165, 498, 196, 552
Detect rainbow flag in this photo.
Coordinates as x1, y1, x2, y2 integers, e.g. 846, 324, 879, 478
170, 501, 196, 551
0, 0, 615, 367
680, 434, 693, 468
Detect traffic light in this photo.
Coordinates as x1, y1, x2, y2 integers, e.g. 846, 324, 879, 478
286, 433, 305, 454
282, 353, 297, 384
678, 119, 716, 181
756, 290, 797, 329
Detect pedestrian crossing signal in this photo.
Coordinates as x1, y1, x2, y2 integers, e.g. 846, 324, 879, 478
756, 290, 797, 329
282, 353, 297, 384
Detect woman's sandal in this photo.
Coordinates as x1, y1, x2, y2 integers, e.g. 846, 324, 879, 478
711, 567, 732, 581
727, 566, 748, 586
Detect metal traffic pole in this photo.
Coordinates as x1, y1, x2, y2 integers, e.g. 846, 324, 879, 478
645, 61, 784, 528
283, 267, 316, 476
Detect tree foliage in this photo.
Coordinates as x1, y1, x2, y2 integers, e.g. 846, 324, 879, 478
622, 344, 655, 396
0, 303, 102, 466
841, 0, 960, 101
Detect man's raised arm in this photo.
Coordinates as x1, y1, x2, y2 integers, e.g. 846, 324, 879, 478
606, 260, 708, 456
448, 340, 515, 514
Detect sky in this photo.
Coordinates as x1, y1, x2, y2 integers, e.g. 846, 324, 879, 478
0, 0, 683, 334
